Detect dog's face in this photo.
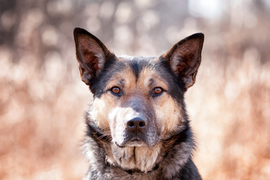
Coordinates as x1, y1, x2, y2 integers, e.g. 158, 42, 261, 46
74, 28, 204, 147
87, 56, 185, 147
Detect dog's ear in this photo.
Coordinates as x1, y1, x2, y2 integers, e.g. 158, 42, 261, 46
73, 27, 114, 85
162, 33, 204, 90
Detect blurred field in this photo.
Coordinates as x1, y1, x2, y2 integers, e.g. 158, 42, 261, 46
0, 0, 270, 179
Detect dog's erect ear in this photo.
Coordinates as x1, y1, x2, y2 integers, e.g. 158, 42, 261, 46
73, 27, 113, 85
162, 33, 204, 90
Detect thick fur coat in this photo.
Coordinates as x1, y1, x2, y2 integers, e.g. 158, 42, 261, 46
73, 27, 204, 180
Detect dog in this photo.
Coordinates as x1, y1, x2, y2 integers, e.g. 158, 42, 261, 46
73, 27, 204, 180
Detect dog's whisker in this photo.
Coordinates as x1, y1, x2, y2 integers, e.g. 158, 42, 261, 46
97, 133, 112, 142
98, 134, 110, 139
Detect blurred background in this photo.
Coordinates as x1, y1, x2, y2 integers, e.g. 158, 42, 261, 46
0, 0, 270, 179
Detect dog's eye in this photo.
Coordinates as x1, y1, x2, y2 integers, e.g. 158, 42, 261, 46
111, 86, 121, 95
153, 87, 163, 95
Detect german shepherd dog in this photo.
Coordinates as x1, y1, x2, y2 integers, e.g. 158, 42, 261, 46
73, 27, 204, 180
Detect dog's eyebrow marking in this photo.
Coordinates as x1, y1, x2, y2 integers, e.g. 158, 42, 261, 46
117, 78, 125, 87
149, 78, 155, 87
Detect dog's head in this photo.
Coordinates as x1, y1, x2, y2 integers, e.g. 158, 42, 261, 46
74, 28, 204, 147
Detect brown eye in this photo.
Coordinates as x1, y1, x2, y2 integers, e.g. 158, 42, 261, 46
154, 87, 163, 94
111, 87, 121, 94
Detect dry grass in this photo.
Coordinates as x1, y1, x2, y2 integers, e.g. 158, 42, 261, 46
0, 48, 89, 179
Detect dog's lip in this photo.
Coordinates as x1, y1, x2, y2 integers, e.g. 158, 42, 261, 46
124, 139, 146, 147
130, 138, 141, 142
115, 137, 147, 147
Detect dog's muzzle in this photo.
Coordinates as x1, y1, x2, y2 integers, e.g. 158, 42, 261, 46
123, 115, 148, 146
111, 97, 158, 147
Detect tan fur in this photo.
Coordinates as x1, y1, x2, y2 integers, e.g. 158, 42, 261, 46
88, 66, 136, 132
134, 143, 162, 172
154, 96, 184, 139
89, 97, 111, 131
89, 62, 185, 138
105, 143, 162, 173
137, 66, 185, 139
74, 28, 204, 179
88, 62, 186, 172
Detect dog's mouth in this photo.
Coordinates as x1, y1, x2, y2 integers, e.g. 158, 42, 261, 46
113, 126, 160, 147
130, 138, 141, 142
115, 137, 147, 147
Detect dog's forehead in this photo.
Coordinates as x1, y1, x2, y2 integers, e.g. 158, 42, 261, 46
109, 55, 162, 81
111, 55, 163, 82
103, 55, 168, 89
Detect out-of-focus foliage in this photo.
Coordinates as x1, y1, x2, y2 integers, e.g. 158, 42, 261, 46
0, 0, 269, 179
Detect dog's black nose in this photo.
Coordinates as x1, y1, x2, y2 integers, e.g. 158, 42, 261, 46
127, 117, 146, 133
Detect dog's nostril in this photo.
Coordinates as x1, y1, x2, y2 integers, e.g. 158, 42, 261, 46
128, 121, 135, 128
139, 122, 145, 128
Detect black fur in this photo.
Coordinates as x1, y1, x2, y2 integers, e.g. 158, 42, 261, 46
74, 27, 204, 180
83, 120, 201, 180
